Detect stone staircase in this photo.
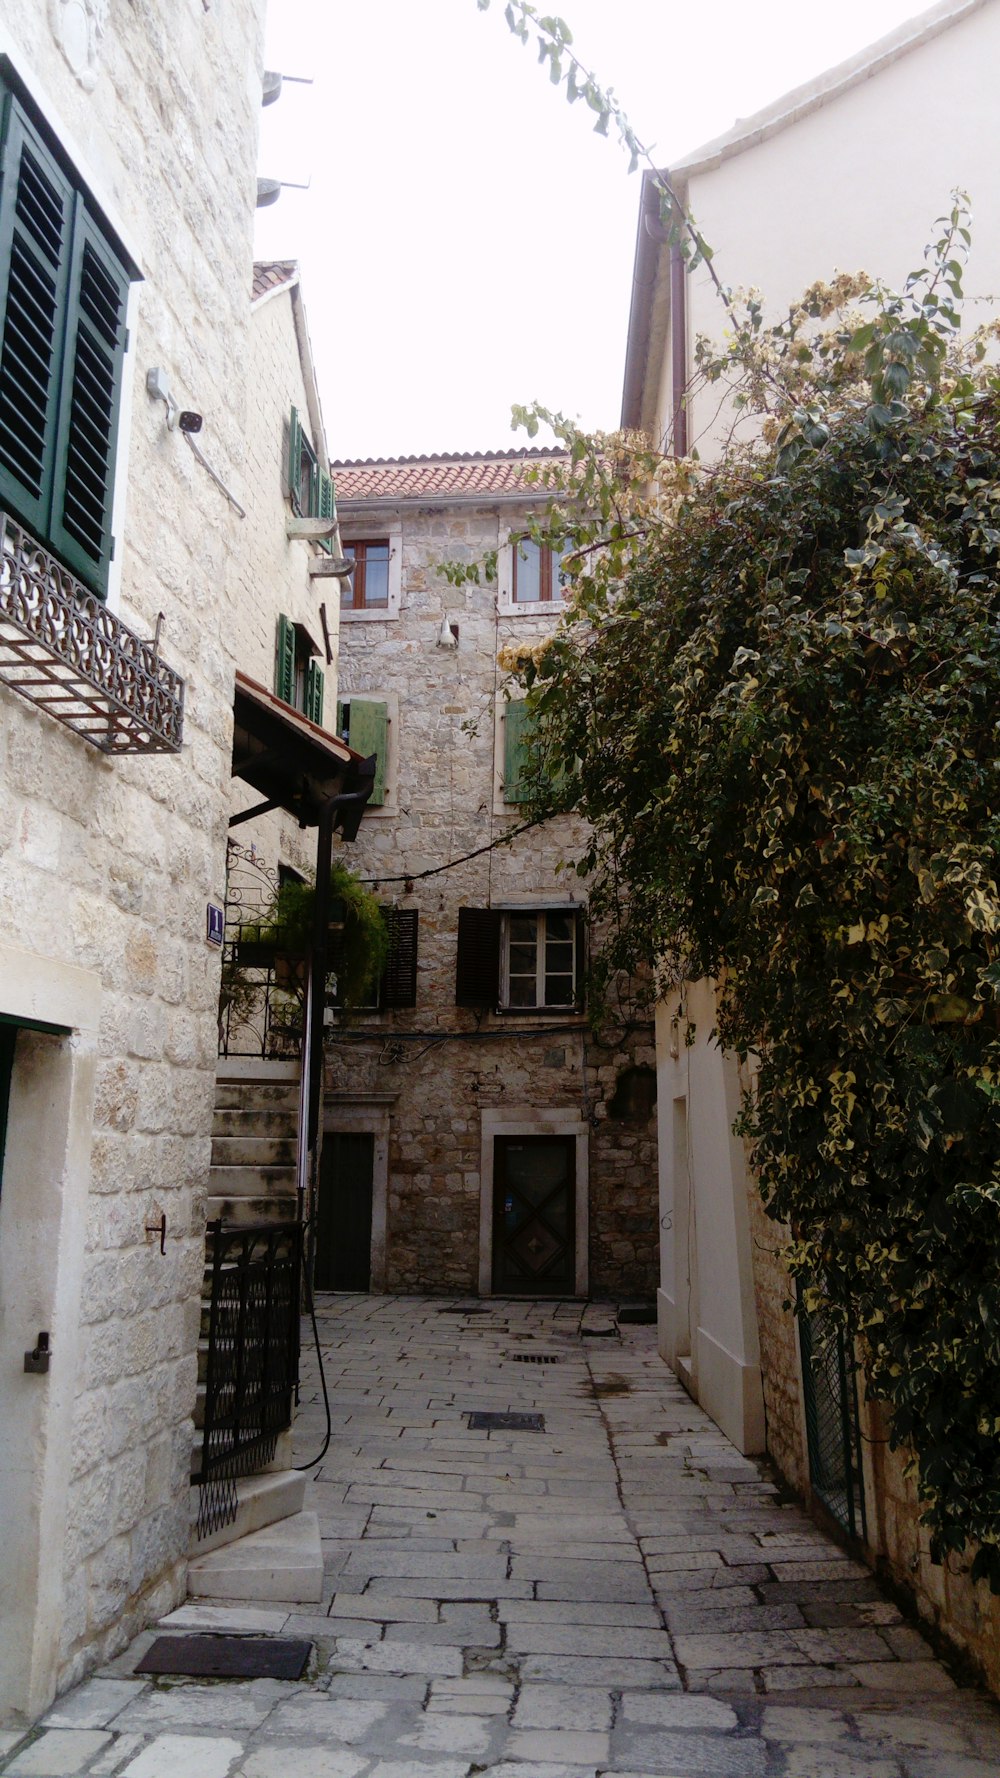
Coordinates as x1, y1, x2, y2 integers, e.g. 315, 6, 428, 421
187, 1056, 323, 1602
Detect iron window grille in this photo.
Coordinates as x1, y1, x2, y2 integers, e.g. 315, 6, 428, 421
799, 1304, 868, 1543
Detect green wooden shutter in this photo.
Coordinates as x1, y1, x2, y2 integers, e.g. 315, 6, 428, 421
0, 96, 76, 547
306, 658, 324, 725
347, 697, 388, 806
275, 613, 295, 705
381, 908, 419, 1009
336, 698, 346, 740
287, 405, 303, 510
316, 466, 335, 554
49, 209, 130, 597
504, 700, 534, 804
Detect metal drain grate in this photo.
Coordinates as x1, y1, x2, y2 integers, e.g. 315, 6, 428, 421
467, 1410, 545, 1432
508, 1352, 560, 1364
136, 1635, 312, 1680
438, 1305, 489, 1316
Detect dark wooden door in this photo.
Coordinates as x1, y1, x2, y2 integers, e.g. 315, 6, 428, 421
492, 1134, 575, 1294
316, 1131, 374, 1291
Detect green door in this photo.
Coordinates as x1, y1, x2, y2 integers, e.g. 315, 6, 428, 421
316, 1132, 375, 1291
492, 1135, 576, 1295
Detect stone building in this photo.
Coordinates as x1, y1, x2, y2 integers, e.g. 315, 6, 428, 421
327, 450, 659, 1301
620, 0, 1000, 1693
0, 5, 366, 1729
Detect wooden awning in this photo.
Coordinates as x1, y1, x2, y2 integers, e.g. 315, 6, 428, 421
231, 670, 375, 837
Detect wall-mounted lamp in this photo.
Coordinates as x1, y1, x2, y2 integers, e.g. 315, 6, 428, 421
256, 175, 312, 209
436, 616, 459, 650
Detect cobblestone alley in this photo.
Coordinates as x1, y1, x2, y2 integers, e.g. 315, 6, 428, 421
5, 1296, 1000, 1778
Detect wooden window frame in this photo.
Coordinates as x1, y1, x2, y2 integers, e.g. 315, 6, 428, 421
500, 908, 580, 1012
341, 537, 391, 611
511, 536, 564, 605
455, 905, 583, 1013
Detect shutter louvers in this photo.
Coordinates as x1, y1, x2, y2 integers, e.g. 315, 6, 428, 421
381, 908, 418, 1009
347, 698, 388, 805
275, 613, 295, 705
50, 213, 130, 596
306, 658, 324, 725
504, 699, 533, 804
317, 466, 335, 554
0, 102, 75, 544
287, 405, 303, 510
456, 907, 501, 1007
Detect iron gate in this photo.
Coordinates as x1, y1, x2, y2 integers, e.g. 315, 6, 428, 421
194, 1219, 302, 1539
799, 1306, 867, 1541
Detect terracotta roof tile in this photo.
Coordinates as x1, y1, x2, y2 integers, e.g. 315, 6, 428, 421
252, 260, 299, 302
331, 448, 569, 503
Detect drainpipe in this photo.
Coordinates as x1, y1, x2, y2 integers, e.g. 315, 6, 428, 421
669, 237, 689, 460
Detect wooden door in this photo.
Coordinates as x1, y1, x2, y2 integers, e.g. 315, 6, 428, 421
316, 1131, 374, 1291
492, 1134, 575, 1294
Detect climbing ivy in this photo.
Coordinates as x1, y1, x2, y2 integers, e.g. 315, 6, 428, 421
495, 207, 1000, 1590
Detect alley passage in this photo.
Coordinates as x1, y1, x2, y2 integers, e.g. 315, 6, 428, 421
10, 1297, 1000, 1778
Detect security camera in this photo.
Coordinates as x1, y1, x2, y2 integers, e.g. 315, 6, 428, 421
178, 411, 203, 433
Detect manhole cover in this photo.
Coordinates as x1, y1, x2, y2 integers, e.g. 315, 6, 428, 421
508, 1353, 560, 1364
136, 1635, 312, 1680
467, 1410, 545, 1432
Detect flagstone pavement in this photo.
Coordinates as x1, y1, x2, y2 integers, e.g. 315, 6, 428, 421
5, 1294, 1000, 1778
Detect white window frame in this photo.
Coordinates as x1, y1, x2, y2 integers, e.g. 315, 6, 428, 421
497, 904, 583, 1013
339, 520, 403, 620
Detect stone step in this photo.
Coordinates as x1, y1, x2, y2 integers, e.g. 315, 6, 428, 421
216, 1059, 300, 1085
189, 1467, 307, 1556
205, 1193, 299, 1228
210, 1135, 298, 1168
206, 1163, 297, 1196
186, 1510, 323, 1603
212, 1107, 299, 1138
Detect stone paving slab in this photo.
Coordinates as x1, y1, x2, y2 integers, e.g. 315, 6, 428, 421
7, 1295, 1000, 1778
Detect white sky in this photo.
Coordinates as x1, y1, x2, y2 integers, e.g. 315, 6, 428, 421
255, 0, 928, 460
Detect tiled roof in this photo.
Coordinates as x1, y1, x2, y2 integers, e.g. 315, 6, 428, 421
331, 448, 569, 502
252, 260, 298, 302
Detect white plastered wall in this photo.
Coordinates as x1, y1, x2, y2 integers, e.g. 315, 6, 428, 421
654, 979, 765, 1454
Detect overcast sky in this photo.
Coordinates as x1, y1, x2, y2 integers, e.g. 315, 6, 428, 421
255, 0, 929, 460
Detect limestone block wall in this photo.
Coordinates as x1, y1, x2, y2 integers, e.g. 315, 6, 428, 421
0, 0, 266, 1719
332, 499, 658, 1298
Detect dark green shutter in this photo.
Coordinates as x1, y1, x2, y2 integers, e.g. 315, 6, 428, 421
504, 700, 534, 803
49, 210, 130, 596
347, 697, 388, 806
275, 613, 295, 705
456, 907, 501, 1007
287, 405, 303, 510
0, 96, 76, 546
381, 908, 419, 1009
336, 698, 346, 740
317, 466, 335, 554
306, 658, 324, 725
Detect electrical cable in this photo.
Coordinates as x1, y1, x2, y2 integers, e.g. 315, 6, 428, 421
293, 1228, 332, 1472
357, 811, 550, 888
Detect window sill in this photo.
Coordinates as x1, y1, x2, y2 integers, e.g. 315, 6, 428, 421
340, 606, 399, 623
497, 599, 568, 618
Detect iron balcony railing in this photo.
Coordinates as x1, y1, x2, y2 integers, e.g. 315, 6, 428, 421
0, 512, 184, 752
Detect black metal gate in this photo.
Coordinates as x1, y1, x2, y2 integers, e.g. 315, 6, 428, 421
194, 1220, 302, 1539
799, 1306, 867, 1541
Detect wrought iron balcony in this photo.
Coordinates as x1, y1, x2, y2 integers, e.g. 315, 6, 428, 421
0, 513, 184, 753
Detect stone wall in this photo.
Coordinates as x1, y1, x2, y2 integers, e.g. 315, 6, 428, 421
332, 497, 658, 1298
0, 0, 266, 1720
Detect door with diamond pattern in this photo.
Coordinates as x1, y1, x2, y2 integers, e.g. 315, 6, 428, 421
492, 1135, 575, 1294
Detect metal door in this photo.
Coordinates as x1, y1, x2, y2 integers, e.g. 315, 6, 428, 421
799, 1306, 867, 1541
316, 1131, 374, 1290
492, 1134, 575, 1294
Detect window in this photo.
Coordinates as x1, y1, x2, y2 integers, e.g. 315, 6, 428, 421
455, 906, 582, 1011
275, 613, 323, 722
329, 907, 418, 1011
341, 539, 390, 611
0, 69, 137, 599
337, 696, 389, 806
287, 405, 336, 554
502, 699, 565, 806
511, 537, 566, 604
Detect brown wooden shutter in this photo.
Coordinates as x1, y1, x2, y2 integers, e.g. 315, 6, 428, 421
381, 908, 418, 1009
455, 907, 501, 1007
